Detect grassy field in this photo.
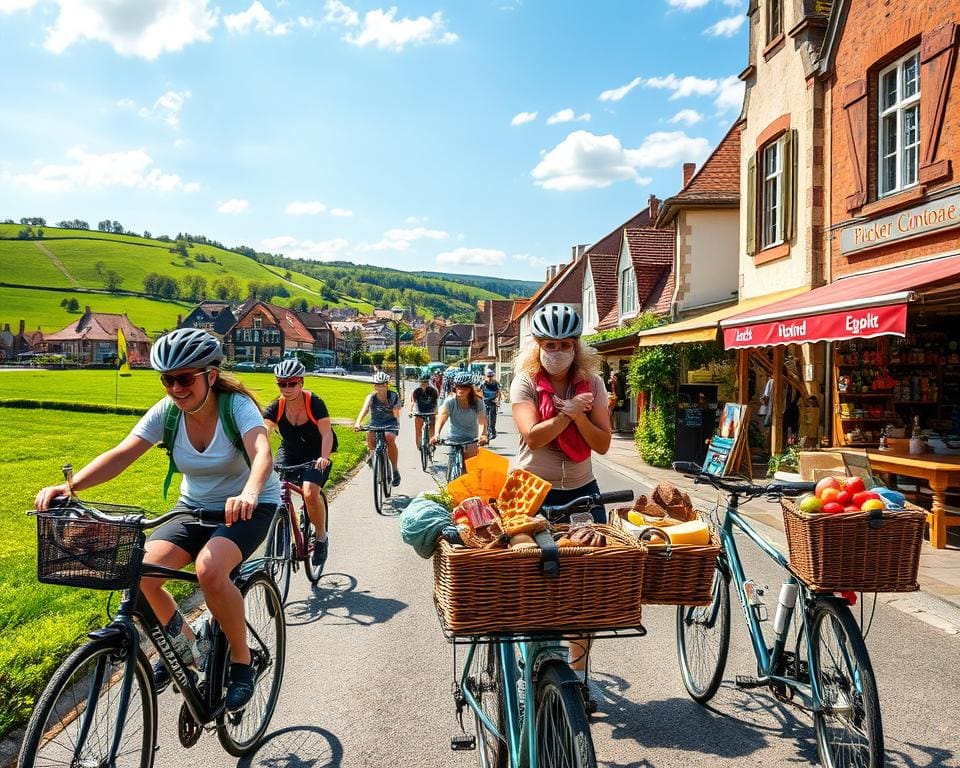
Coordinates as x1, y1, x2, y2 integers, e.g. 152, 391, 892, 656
0, 379, 368, 738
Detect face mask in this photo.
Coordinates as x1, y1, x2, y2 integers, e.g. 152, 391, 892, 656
540, 348, 575, 376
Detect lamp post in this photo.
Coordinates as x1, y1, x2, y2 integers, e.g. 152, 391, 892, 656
391, 305, 404, 394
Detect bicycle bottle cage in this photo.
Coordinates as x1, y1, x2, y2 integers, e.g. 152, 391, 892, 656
533, 529, 559, 578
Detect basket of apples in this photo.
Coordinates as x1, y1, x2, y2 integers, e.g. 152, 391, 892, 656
781, 475, 925, 593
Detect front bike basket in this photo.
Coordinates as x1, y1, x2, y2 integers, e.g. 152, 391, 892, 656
34, 504, 145, 590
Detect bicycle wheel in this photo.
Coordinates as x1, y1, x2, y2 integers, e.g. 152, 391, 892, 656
810, 597, 883, 768
466, 642, 506, 768
447, 448, 464, 482
534, 663, 596, 768
380, 447, 393, 499
18, 636, 156, 768
301, 491, 327, 584
216, 571, 286, 757
372, 449, 384, 514
266, 509, 292, 604
420, 428, 430, 472
676, 564, 731, 704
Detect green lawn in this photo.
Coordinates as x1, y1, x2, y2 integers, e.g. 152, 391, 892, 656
0, 240, 76, 288
0, 392, 367, 738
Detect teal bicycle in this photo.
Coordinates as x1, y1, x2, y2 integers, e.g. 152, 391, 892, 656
448, 489, 638, 768
673, 462, 884, 768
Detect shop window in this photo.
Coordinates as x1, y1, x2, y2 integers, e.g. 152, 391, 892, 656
877, 50, 921, 198
620, 264, 637, 316
767, 0, 782, 42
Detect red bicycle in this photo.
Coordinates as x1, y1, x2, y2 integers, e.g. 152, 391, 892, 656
265, 462, 329, 604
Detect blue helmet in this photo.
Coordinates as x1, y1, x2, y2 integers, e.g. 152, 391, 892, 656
453, 372, 473, 387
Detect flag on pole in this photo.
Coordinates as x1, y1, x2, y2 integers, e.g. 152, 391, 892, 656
117, 328, 132, 377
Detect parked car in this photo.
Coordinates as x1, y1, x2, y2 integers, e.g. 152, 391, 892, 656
316, 366, 347, 376
234, 361, 274, 373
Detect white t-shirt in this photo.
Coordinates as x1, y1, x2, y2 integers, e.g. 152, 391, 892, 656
132, 394, 281, 509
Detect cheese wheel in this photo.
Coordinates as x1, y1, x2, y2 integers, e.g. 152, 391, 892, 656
664, 520, 711, 546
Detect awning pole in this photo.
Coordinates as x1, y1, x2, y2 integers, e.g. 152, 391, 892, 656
772, 346, 784, 455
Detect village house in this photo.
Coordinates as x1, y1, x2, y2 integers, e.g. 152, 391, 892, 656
44, 309, 150, 365
223, 301, 314, 363
178, 301, 237, 338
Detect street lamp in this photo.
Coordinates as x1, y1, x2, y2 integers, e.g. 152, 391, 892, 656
391, 305, 404, 394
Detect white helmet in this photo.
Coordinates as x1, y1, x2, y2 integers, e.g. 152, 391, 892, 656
531, 303, 582, 340
274, 359, 306, 378
372, 371, 391, 384
150, 328, 222, 372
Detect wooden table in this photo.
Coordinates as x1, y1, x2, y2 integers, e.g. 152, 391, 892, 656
866, 449, 960, 549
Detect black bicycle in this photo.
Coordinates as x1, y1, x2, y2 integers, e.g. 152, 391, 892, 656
484, 400, 499, 441
435, 438, 479, 482
361, 426, 394, 515
18, 499, 285, 768
410, 411, 436, 472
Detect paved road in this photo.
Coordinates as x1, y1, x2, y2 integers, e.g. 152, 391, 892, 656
148, 407, 960, 768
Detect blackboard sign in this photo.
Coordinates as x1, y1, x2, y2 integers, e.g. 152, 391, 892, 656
684, 407, 703, 427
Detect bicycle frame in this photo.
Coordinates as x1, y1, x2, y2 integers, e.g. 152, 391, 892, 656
278, 477, 308, 559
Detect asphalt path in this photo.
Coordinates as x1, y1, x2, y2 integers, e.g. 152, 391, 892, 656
147, 406, 960, 768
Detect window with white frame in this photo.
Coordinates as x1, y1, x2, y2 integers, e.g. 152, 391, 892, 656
585, 287, 595, 328
620, 264, 637, 316
767, 0, 782, 41
252, 315, 262, 329
878, 50, 920, 198
761, 138, 783, 248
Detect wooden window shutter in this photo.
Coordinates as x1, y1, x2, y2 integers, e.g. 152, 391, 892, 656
782, 129, 795, 242
842, 79, 868, 211
746, 155, 757, 256
919, 23, 958, 185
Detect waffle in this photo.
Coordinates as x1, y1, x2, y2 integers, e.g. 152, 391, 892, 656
496, 468, 552, 523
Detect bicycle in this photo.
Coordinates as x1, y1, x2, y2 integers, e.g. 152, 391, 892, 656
409, 410, 437, 472
361, 425, 394, 515
671, 462, 884, 768
19, 499, 285, 768
265, 461, 330, 604
484, 400, 499, 441
435, 437, 479, 482
449, 489, 637, 768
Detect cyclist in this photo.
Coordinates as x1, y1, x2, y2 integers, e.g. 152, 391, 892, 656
409, 372, 439, 449
480, 367, 502, 439
354, 371, 402, 486
432, 371, 488, 459
263, 359, 336, 571
431, 369, 443, 393
33, 328, 280, 712
510, 303, 612, 703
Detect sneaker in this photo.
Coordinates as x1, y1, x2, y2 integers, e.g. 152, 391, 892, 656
312, 536, 329, 568
392, 470, 401, 487
152, 659, 170, 693
225, 655, 259, 712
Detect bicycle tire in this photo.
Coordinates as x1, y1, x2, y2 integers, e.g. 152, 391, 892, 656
301, 491, 327, 584
447, 447, 464, 483
420, 427, 430, 472
810, 597, 884, 768
466, 642, 506, 768
216, 571, 286, 756
533, 663, 596, 768
266, 509, 292, 605
372, 449, 384, 514
381, 446, 393, 499
18, 636, 156, 768
676, 564, 731, 704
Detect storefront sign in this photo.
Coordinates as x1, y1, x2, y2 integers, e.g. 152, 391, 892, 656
723, 303, 908, 349
840, 193, 960, 254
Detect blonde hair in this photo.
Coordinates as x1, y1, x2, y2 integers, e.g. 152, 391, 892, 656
212, 369, 262, 412
513, 337, 601, 381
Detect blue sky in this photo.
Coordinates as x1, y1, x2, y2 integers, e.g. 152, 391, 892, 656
0, 0, 748, 281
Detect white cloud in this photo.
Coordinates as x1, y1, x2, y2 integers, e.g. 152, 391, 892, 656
645, 74, 721, 100
285, 200, 327, 215
669, 108, 703, 126
4, 147, 199, 193
511, 111, 537, 126
436, 248, 506, 267
116, 98, 136, 110
358, 225, 449, 252
722, 0, 744, 6
512, 253, 548, 267
0, 0, 38, 12
666, 0, 710, 9
261, 235, 350, 261
531, 129, 708, 191
714, 75, 745, 113
129, 90, 191, 128
324, 1, 458, 51
43, 0, 217, 59
330, 207, 353, 217
704, 14, 746, 36
404, 215, 426, 224
546, 108, 591, 125
598, 76, 643, 103
217, 198, 249, 214
224, 1, 288, 35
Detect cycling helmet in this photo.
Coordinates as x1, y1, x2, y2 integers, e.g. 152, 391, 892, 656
372, 371, 391, 384
471, 373, 483, 386
418, 372, 430, 382
531, 303, 582, 340
274, 359, 306, 379
150, 328, 223, 372
485, 367, 495, 376
453, 372, 473, 387
443, 369, 456, 379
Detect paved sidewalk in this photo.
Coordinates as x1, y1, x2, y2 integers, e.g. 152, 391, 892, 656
595, 433, 960, 611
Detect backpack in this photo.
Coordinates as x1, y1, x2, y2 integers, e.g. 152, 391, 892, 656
275, 390, 339, 453
160, 392, 249, 499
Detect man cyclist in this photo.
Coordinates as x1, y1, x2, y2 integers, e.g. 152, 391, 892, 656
354, 371, 402, 486
409, 372, 439, 450
480, 367, 502, 440
263, 359, 336, 571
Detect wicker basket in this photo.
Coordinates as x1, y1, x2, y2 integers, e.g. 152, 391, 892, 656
611, 509, 720, 605
433, 524, 646, 636
781, 499, 925, 593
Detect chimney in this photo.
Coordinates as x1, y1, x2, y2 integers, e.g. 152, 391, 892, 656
683, 163, 696, 188
570, 244, 588, 262
647, 195, 660, 221
19, 320, 25, 335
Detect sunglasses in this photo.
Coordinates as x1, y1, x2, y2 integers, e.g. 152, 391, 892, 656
160, 370, 207, 388
540, 340, 576, 352
277, 379, 302, 389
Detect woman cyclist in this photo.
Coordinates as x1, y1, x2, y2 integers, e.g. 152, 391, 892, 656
510, 303, 612, 705
263, 359, 336, 571
409, 372, 440, 450
354, 371, 402, 486
34, 328, 280, 712
480, 367, 502, 439
432, 371, 489, 460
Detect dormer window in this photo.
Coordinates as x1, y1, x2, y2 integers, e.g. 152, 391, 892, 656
620, 264, 637, 315
253, 315, 262, 329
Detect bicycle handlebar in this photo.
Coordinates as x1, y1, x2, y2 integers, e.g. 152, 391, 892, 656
34, 498, 225, 529
434, 438, 480, 447
274, 461, 316, 475
671, 462, 815, 499
540, 490, 634, 522
359, 425, 395, 432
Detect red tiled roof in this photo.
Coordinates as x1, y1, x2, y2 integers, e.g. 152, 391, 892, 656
594, 228, 674, 329
658, 124, 741, 225
585, 205, 656, 257
45, 311, 151, 343
588, 253, 619, 326
491, 300, 515, 335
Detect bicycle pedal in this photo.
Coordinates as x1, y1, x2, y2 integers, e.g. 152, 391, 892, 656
450, 734, 476, 751
734, 675, 766, 689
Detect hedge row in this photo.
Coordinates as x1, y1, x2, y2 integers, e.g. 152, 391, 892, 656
0, 400, 146, 416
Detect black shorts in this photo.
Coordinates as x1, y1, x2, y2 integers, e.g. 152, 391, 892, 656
282, 463, 331, 488
147, 501, 277, 561
542, 480, 606, 524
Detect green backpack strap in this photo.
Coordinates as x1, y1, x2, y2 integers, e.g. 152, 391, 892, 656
218, 392, 251, 468
161, 402, 182, 499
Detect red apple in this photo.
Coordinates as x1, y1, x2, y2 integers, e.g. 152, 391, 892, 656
844, 505, 861, 513
820, 487, 841, 504
844, 476, 866, 496
836, 490, 852, 506
852, 491, 881, 507
822, 502, 845, 514
815, 476, 842, 499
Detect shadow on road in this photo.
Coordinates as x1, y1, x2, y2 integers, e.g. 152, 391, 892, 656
237, 725, 343, 768
284, 572, 407, 628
